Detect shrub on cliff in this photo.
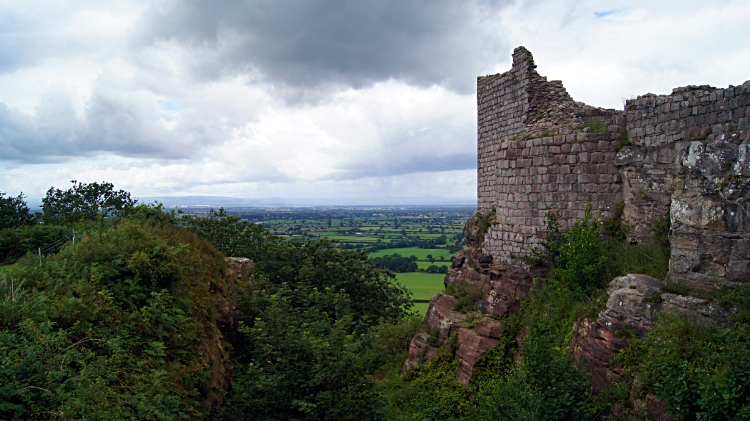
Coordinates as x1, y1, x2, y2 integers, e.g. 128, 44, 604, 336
224, 282, 388, 421
615, 313, 750, 420
0, 218, 227, 420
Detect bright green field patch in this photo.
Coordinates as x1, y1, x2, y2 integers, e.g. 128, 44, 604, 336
395, 272, 446, 316
369, 247, 452, 260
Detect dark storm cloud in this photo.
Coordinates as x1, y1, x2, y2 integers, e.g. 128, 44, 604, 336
134, 0, 511, 94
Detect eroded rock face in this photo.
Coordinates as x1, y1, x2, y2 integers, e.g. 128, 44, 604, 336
455, 328, 500, 386
404, 250, 534, 385
569, 318, 629, 393
571, 273, 731, 396
446, 249, 533, 317
480, 267, 533, 316
198, 257, 251, 411
423, 294, 470, 342
402, 332, 439, 373
669, 140, 750, 288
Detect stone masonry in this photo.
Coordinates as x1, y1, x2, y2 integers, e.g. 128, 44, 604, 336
478, 46, 750, 287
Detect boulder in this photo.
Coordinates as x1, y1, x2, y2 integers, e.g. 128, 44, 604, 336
455, 328, 500, 386
479, 266, 533, 316
475, 317, 504, 339
599, 273, 662, 335
423, 294, 470, 342
661, 293, 731, 327
401, 332, 439, 373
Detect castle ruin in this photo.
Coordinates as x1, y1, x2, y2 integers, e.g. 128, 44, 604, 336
477, 46, 750, 287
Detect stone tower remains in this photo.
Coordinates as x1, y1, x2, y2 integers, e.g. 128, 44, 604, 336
476, 46, 750, 287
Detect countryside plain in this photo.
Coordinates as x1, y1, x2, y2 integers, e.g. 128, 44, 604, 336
182, 204, 474, 314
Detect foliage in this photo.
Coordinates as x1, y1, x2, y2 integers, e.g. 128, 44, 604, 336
0, 218, 228, 420
224, 282, 388, 421
615, 312, 750, 420
425, 264, 448, 274
584, 118, 608, 133
42, 180, 137, 225
372, 253, 419, 272
546, 204, 610, 293
0, 192, 35, 229
444, 282, 483, 313
383, 352, 470, 421
0, 224, 72, 264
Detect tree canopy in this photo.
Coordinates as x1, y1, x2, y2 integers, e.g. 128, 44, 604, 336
0, 192, 35, 229
42, 180, 137, 224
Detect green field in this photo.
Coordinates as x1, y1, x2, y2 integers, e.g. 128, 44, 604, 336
369, 247, 455, 260
395, 272, 446, 316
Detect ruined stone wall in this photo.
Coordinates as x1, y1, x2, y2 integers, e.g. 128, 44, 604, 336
619, 85, 750, 286
478, 47, 622, 260
478, 46, 750, 286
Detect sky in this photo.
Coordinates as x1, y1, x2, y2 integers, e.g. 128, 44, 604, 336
1, 0, 749, 205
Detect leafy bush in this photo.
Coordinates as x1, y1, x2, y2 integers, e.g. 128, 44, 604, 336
615, 312, 750, 420
224, 282, 388, 421
0, 224, 72, 264
42, 180, 137, 225
471, 333, 590, 421
382, 352, 470, 421
444, 282, 483, 313
0, 192, 35, 229
182, 210, 412, 327
0, 218, 228, 420
547, 205, 609, 293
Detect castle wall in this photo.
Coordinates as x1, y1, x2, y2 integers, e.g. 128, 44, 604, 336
478, 47, 750, 286
478, 47, 622, 261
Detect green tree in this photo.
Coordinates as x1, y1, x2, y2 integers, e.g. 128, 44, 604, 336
0, 192, 35, 229
42, 180, 137, 225
225, 283, 388, 421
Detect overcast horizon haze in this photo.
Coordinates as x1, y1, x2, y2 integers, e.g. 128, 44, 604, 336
2, 0, 749, 206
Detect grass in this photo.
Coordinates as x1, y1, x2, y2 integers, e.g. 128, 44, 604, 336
369, 247, 454, 260
395, 272, 447, 315
0, 264, 12, 277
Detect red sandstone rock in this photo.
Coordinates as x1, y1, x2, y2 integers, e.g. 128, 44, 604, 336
455, 329, 500, 386
401, 332, 439, 373
569, 318, 629, 393
423, 294, 469, 342
475, 317, 503, 339
479, 267, 532, 316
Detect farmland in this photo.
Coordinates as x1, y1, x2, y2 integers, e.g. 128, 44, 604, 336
173, 205, 473, 311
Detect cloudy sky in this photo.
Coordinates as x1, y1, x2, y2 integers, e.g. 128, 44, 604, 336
1, 0, 749, 205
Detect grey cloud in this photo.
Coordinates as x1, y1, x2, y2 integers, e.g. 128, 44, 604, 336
134, 0, 512, 94
0, 88, 231, 164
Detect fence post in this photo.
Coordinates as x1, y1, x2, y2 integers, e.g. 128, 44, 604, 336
39, 248, 42, 267
73, 230, 76, 244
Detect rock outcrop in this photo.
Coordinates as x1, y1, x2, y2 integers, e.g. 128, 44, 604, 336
570, 273, 730, 395
405, 248, 533, 385
198, 257, 252, 411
